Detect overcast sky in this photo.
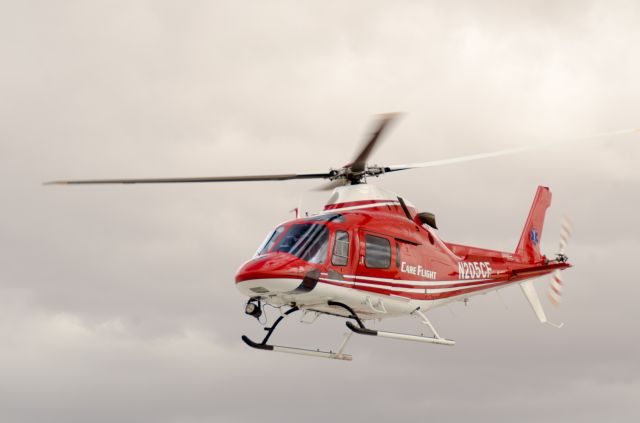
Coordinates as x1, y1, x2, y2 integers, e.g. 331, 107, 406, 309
1, 1, 639, 422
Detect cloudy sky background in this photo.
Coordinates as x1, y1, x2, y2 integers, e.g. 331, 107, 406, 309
1, 1, 639, 422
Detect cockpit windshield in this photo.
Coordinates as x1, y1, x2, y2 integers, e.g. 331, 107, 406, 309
273, 223, 329, 264
255, 226, 285, 256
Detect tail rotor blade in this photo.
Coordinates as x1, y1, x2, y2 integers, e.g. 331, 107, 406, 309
558, 215, 573, 255
548, 270, 563, 306
549, 215, 572, 306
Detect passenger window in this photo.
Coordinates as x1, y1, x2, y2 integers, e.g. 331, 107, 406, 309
396, 242, 401, 268
365, 234, 391, 269
332, 231, 350, 266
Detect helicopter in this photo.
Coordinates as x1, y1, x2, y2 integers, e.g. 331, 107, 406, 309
46, 114, 636, 361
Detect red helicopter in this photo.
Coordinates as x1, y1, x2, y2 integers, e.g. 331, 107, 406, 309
50, 114, 634, 361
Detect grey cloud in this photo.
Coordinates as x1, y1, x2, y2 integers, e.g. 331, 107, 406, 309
1, 1, 639, 422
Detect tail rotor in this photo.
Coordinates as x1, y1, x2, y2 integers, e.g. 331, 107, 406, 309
548, 270, 564, 305
548, 216, 573, 306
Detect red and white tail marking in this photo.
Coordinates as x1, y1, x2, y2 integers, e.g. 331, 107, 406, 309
548, 215, 572, 306
558, 216, 573, 255
548, 270, 563, 305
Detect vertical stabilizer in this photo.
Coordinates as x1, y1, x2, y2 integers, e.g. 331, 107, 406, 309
520, 281, 547, 323
520, 280, 564, 328
515, 186, 552, 263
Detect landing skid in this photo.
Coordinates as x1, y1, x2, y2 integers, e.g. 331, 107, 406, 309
335, 303, 455, 346
241, 302, 455, 361
242, 332, 353, 361
241, 305, 353, 361
346, 321, 455, 345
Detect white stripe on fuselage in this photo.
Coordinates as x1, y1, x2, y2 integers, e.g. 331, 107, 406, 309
319, 201, 400, 214
319, 276, 500, 294
340, 274, 491, 286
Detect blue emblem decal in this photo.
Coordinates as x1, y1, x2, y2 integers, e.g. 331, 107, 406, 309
529, 228, 539, 245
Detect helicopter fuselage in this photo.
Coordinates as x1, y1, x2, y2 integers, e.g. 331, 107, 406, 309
235, 185, 569, 320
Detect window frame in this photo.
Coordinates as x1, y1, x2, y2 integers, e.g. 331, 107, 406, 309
273, 223, 330, 264
255, 225, 285, 256
331, 230, 350, 266
364, 234, 392, 269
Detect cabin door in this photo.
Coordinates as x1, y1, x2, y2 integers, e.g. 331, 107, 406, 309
356, 230, 395, 281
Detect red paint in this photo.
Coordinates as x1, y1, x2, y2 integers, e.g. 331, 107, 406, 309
235, 185, 571, 302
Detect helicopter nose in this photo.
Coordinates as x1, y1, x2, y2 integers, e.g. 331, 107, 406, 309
236, 276, 302, 297
235, 254, 320, 297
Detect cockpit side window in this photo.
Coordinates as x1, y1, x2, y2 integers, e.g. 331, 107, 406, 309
274, 223, 330, 264
255, 226, 285, 256
365, 234, 391, 269
331, 230, 350, 266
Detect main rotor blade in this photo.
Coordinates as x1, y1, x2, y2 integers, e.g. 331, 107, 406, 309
386, 128, 639, 173
312, 178, 348, 191
350, 113, 401, 172
44, 172, 332, 185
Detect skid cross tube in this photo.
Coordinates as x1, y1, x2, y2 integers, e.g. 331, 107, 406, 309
261, 306, 299, 345
327, 300, 366, 328
241, 306, 299, 350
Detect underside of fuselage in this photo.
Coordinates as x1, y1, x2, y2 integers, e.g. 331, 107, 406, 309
236, 266, 562, 322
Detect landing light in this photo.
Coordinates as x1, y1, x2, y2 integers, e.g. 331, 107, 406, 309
245, 300, 262, 319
